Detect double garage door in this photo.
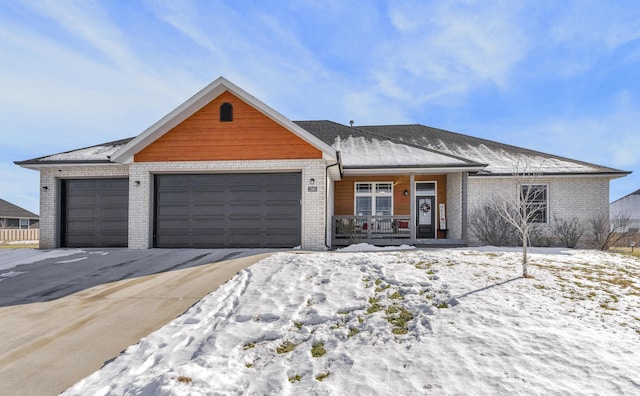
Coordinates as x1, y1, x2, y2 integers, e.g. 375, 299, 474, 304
62, 174, 302, 248
154, 173, 302, 248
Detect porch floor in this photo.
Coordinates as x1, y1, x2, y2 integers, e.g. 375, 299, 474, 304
331, 238, 467, 249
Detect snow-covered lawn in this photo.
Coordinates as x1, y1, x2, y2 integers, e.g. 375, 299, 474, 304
64, 248, 640, 395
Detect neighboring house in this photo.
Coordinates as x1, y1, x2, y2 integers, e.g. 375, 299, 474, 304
610, 189, 640, 233
16, 77, 630, 249
0, 198, 39, 229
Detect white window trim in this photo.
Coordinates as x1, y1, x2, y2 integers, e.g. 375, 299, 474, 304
354, 182, 394, 216
521, 183, 549, 224
19, 219, 30, 229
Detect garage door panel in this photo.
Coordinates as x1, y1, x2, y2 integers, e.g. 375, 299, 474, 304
102, 195, 128, 206
157, 219, 189, 229
101, 220, 128, 231
264, 205, 299, 216
67, 208, 97, 218
155, 173, 301, 248
101, 207, 128, 217
66, 221, 96, 232
192, 233, 225, 244
155, 234, 189, 246
227, 191, 260, 200
265, 189, 298, 198
67, 181, 97, 191
63, 179, 128, 247
191, 204, 225, 216
191, 191, 226, 201
157, 206, 190, 217
67, 196, 97, 206
192, 220, 224, 230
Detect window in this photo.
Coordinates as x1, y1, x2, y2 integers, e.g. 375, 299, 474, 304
19, 219, 29, 229
355, 182, 393, 216
220, 102, 233, 122
521, 184, 548, 223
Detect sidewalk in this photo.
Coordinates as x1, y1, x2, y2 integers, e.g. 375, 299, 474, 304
0, 252, 274, 396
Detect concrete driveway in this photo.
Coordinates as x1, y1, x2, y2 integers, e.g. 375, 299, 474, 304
0, 248, 278, 395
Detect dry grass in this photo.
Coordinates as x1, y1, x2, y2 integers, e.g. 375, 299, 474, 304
0, 243, 39, 249
175, 376, 193, 384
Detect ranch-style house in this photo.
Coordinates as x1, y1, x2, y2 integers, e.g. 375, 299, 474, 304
16, 77, 630, 250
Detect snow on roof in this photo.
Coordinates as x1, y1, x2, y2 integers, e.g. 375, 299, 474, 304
16, 120, 630, 178
359, 124, 628, 176
16, 138, 133, 165
434, 140, 599, 175
334, 136, 472, 168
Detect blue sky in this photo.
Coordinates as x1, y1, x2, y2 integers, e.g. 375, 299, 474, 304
1, 1, 639, 214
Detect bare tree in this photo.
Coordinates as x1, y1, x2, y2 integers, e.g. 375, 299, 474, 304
0, 218, 8, 229
589, 211, 632, 250
490, 157, 546, 278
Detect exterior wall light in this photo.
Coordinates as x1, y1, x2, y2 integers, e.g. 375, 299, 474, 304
134, 181, 141, 186
310, 178, 315, 185
403, 189, 409, 196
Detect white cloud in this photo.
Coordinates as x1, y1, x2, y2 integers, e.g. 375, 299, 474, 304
533, 99, 640, 170
374, 1, 528, 106
19, 0, 136, 70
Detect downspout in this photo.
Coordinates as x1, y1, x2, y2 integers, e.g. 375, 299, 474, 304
462, 172, 468, 242
325, 151, 342, 249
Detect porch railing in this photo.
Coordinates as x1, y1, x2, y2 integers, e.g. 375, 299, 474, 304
332, 215, 412, 244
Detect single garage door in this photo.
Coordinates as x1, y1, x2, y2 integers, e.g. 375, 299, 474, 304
62, 179, 129, 247
155, 173, 301, 248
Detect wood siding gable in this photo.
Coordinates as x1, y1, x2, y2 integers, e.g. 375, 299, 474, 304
134, 91, 322, 162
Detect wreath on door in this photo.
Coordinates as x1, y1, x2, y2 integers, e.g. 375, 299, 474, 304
420, 202, 431, 214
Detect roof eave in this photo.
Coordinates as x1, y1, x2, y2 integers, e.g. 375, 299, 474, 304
470, 171, 632, 179
343, 164, 487, 176
15, 160, 119, 170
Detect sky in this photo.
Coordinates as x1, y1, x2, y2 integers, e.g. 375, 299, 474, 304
1, 0, 639, 214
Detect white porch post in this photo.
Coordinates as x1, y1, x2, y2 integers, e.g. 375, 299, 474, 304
410, 173, 416, 241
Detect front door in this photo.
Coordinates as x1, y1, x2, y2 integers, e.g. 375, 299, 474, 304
416, 196, 436, 239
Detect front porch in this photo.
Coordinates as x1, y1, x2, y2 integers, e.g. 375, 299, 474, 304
331, 215, 466, 248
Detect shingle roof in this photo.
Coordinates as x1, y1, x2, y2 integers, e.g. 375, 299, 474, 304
356, 124, 628, 176
0, 198, 38, 219
294, 121, 485, 169
16, 120, 630, 177
15, 138, 134, 165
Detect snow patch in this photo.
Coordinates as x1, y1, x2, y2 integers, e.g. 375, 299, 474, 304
337, 243, 416, 252
63, 249, 640, 395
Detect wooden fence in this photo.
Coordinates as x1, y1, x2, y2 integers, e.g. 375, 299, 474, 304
0, 229, 40, 242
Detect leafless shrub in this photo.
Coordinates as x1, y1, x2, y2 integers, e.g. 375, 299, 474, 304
469, 205, 517, 246
552, 216, 586, 248
528, 225, 552, 247
589, 212, 632, 250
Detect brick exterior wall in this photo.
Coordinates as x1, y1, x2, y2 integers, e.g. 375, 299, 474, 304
38, 162, 611, 250
128, 159, 328, 250
466, 175, 610, 246
446, 173, 462, 239
39, 165, 130, 249
39, 160, 328, 250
